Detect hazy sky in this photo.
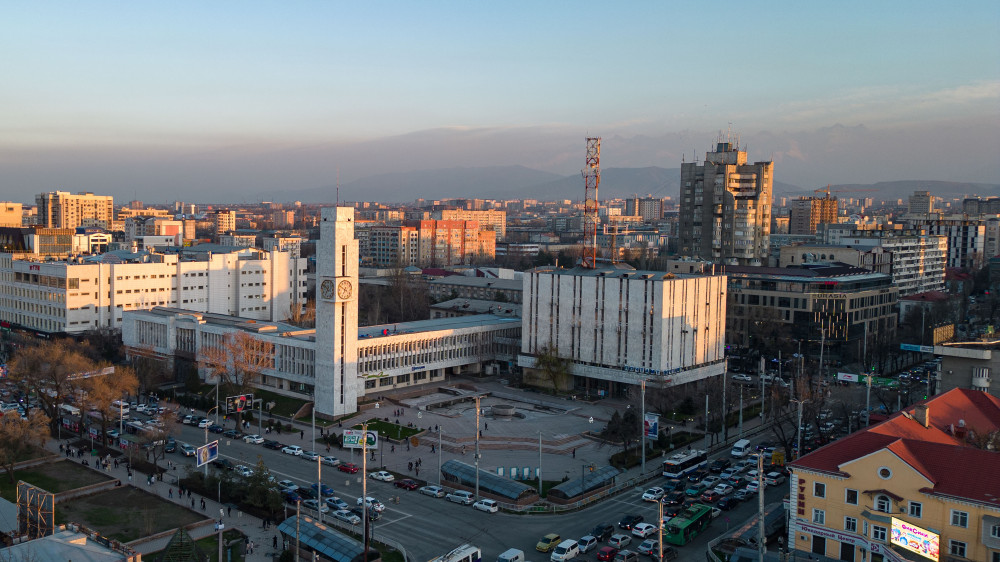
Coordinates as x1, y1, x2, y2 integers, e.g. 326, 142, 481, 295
2, 1, 998, 203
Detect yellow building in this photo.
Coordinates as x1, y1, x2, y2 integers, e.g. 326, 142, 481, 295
788, 389, 1000, 562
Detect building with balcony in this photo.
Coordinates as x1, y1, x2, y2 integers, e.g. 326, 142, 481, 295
788, 389, 1000, 562
35, 191, 115, 230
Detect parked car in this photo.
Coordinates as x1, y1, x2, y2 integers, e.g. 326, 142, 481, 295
208, 424, 225, 433
349, 506, 381, 521
608, 534, 632, 548
446, 490, 475, 505
211, 458, 235, 471
301, 451, 320, 462
536, 534, 561, 553
311, 483, 335, 497
550, 539, 580, 562
223, 429, 244, 439
322, 456, 340, 466
764, 471, 786, 486
262, 439, 283, 450
369, 470, 394, 482
731, 373, 753, 382
394, 479, 419, 490
302, 499, 329, 514
613, 551, 638, 562
641, 487, 665, 502
618, 514, 643, 530
577, 535, 598, 553
356, 496, 385, 512
282, 445, 303, 456
590, 523, 614, 541
325, 497, 349, 511
244, 434, 264, 444
277, 480, 297, 491
716, 496, 740, 511
631, 522, 656, 538
283, 490, 302, 503
197, 418, 211, 428
473, 499, 499, 513
332, 509, 361, 525
338, 462, 360, 474
597, 547, 618, 561
713, 483, 735, 496
419, 485, 446, 498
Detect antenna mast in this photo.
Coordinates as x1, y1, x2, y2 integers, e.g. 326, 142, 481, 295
581, 137, 601, 268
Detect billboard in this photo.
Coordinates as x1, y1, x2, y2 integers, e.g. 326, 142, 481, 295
342, 429, 378, 450
643, 413, 659, 438
16, 482, 54, 539
837, 372, 859, 383
196, 440, 219, 467
226, 394, 253, 413
891, 517, 939, 562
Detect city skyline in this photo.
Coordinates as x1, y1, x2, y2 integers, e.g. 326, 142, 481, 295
2, 1, 998, 203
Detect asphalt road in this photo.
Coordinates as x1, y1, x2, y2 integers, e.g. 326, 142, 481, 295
167, 420, 787, 562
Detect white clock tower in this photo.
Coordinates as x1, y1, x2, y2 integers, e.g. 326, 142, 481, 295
314, 207, 359, 416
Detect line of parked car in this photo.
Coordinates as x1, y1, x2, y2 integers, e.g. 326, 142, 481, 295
532, 518, 680, 562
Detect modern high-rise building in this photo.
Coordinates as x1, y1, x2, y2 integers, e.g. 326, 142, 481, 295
35, 191, 115, 230
679, 140, 773, 265
789, 196, 839, 235
624, 197, 664, 222
908, 190, 935, 216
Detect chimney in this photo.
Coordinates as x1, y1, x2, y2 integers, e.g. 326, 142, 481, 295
914, 404, 930, 428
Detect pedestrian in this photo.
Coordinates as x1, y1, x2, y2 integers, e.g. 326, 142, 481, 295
391, 444, 395, 453
169, 488, 173, 498
462, 445, 466, 455
415, 467, 419, 476
127, 473, 132, 483
188, 489, 192, 499
572, 448, 576, 458
191, 498, 195, 508
273, 535, 278, 549
485, 423, 488, 430
114, 459, 119, 469
228, 505, 232, 517
300, 430, 304, 439
431, 444, 435, 453
200, 498, 206, 510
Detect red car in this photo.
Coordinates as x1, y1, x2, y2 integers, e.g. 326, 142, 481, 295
394, 478, 418, 490
597, 547, 618, 561
338, 462, 360, 474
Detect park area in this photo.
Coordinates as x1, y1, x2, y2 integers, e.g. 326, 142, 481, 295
55, 486, 207, 543
0, 460, 112, 502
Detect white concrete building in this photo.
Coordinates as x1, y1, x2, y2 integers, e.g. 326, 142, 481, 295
122, 207, 519, 409
519, 265, 727, 395
822, 226, 947, 296
263, 235, 302, 259
0, 246, 306, 335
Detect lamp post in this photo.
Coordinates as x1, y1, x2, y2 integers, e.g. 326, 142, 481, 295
361, 422, 370, 562
437, 426, 443, 486
474, 395, 481, 501
640, 380, 646, 475
791, 398, 808, 460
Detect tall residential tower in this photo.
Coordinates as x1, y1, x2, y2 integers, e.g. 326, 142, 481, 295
679, 138, 773, 265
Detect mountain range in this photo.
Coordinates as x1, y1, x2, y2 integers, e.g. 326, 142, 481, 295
275, 166, 1000, 205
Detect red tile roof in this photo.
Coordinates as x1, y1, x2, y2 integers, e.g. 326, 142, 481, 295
789, 389, 1000, 506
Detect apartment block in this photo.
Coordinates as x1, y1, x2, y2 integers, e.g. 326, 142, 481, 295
905, 216, 986, 270
679, 140, 773, 265
35, 191, 115, 230
789, 196, 839, 235
434, 209, 507, 240
0, 202, 23, 227
624, 197, 664, 222
819, 226, 947, 296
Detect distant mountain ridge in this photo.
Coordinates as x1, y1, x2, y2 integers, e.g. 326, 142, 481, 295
276, 165, 1000, 204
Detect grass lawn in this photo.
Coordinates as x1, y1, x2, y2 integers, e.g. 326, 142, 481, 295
145, 528, 246, 562
55, 486, 206, 543
0, 460, 113, 502
254, 389, 308, 419
354, 419, 421, 440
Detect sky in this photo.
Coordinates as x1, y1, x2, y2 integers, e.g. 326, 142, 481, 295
2, 1, 999, 203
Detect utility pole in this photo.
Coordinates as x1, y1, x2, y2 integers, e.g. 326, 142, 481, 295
757, 455, 766, 559
317, 450, 323, 523
437, 428, 443, 486
537, 431, 542, 496
738, 384, 744, 439
640, 380, 646, 474
791, 398, 808, 460
657, 495, 664, 561
704, 395, 710, 450
866, 374, 872, 428
295, 500, 301, 562
474, 395, 481, 500
361, 423, 369, 562
721, 370, 728, 442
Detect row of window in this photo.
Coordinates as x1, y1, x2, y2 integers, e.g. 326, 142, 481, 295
811, 511, 978, 557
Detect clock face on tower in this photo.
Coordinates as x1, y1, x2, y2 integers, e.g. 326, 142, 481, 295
320, 279, 335, 300
337, 279, 353, 300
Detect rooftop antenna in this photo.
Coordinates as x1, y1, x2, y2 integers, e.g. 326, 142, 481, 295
336, 167, 340, 206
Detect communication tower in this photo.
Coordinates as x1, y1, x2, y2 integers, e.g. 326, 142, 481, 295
581, 137, 601, 268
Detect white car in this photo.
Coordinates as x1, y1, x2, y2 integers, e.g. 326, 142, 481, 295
419, 485, 446, 498
368, 470, 395, 482
243, 434, 264, 444
472, 499, 498, 513
356, 496, 385, 512
631, 522, 657, 538
577, 535, 598, 553
641, 487, 665, 502
745, 481, 761, 494
608, 534, 632, 548
332, 509, 361, 525
282, 445, 303, 456
197, 418, 211, 428
301, 451, 320, 461
713, 483, 734, 495
235, 465, 253, 477
764, 471, 786, 486
322, 456, 341, 467
731, 373, 753, 382
277, 480, 297, 492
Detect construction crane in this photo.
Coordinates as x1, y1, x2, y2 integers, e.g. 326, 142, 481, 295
581, 137, 601, 269
814, 185, 879, 199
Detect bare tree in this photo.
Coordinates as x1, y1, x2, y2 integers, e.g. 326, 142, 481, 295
78, 365, 139, 447
284, 299, 316, 328
0, 410, 50, 483
530, 346, 570, 392
199, 331, 274, 425
8, 341, 95, 435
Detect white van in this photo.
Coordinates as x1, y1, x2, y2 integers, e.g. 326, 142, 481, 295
497, 549, 525, 562
730, 438, 752, 458
550, 540, 580, 562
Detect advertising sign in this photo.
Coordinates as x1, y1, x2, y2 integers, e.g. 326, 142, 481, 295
837, 372, 859, 383
225, 394, 253, 414
342, 429, 378, 450
196, 440, 219, 467
891, 517, 939, 561
643, 413, 659, 438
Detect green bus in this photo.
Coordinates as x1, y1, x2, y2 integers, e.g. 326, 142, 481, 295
663, 503, 714, 546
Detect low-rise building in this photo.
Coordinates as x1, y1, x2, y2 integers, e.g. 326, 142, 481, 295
788, 389, 1000, 562
428, 276, 522, 304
